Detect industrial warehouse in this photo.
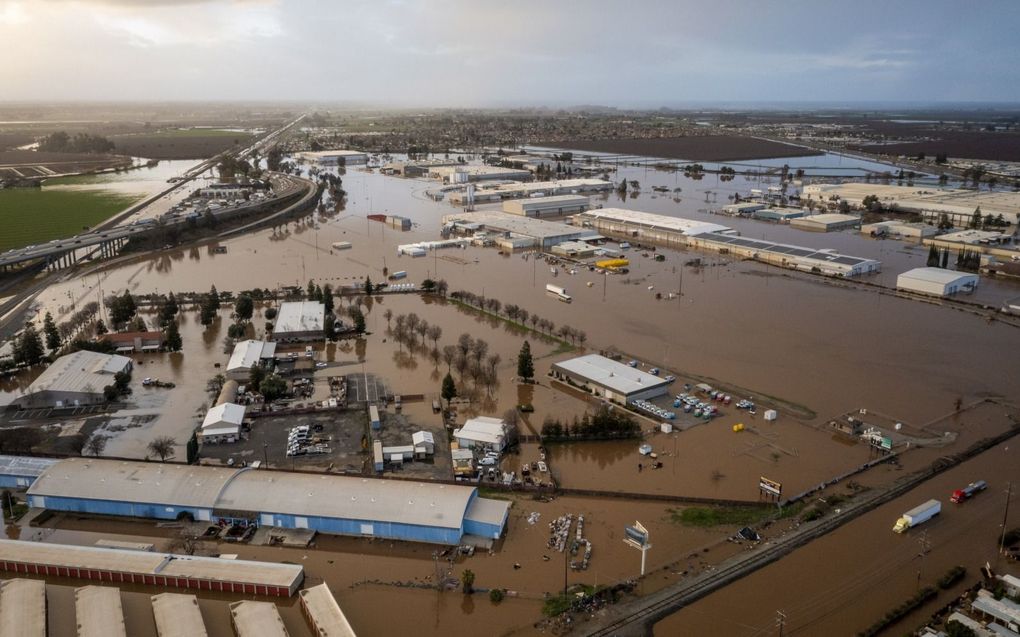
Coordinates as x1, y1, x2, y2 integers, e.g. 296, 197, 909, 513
896, 267, 980, 297
572, 208, 881, 277
0, 539, 304, 597
443, 210, 601, 249
501, 194, 590, 218
551, 354, 671, 403
447, 178, 612, 205
25, 458, 509, 544
272, 301, 325, 342
7, 350, 133, 409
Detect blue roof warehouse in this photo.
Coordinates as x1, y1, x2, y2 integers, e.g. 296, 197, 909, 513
25, 458, 509, 545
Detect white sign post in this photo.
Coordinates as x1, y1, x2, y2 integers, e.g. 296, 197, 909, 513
623, 520, 652, 576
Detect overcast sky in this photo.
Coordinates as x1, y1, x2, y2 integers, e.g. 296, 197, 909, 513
2, 0, 1018, 106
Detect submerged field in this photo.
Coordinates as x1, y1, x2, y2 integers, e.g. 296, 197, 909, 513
533, 134, 823, 162
109, 131, 254, 159
0, 188, 142, 251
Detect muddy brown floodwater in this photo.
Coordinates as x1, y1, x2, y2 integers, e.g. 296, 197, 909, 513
4, 160, 1020, 635
654, 436, 1020, 637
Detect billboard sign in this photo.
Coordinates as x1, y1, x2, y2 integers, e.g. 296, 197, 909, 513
624, 521, 649, 548
759, 476, 782, 498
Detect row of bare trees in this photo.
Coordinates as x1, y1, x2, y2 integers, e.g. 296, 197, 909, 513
451, 291, 587, 346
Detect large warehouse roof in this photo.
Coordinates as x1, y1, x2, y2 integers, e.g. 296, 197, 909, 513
274, 301, 324, 335
580, 208, 731, 237
898, 267, 975, 285
0, 539, 303, 590
0, 455, 58, 478
553, 354, 670, 396
217, 472, 475, 530
20, 350, 131, 396
28, 458, 240, 508
442, 211, 600, 242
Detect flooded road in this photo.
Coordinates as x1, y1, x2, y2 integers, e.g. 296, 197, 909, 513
654, 435, 1020, 637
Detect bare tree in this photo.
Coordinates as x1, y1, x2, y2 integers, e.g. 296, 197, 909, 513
383, 308, 393, 327
147, 436, 177, 462
85, 434, 108, 457
471, 339, 489, 366
441, 345, 457, 371
457, 333, 473, 358
502, 408, 521, 447
487, 353, 501, 377
427, 324, 443, 350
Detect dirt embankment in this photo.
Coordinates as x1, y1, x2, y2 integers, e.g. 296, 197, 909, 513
533, 135, 822, 162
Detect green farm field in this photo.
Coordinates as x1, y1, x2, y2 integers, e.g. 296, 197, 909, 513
0, 188, 142, 251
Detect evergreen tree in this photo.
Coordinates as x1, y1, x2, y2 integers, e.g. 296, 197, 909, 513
235, 294, 254, 322
109, 291, 137, 327
94, 319, 108, 336
517, 341, 534, 381
364, 276, 373, 296
350, 307, 366, 333
321, 284, 334, 314
306, 279, 316, 299
159, 293, 179, 327
441, 372, 458, 406
970, 206, 982, 229
208, 285, 221, 312
163, 320, 182, 352
926, 245, 939, 267
43, 312, 61, 351
14, 323, 45, 366
940, 249, 949, 269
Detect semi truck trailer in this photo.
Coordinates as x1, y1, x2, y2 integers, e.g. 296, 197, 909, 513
951, 480, 988, 504
545, 284, 571, 302
893, 499, 941, 533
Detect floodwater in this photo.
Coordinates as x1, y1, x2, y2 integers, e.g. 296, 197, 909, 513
18, 493, 731, 637
9, 159, 1020, 477
654, 434, 1020, 637
4, 157, 1020, 634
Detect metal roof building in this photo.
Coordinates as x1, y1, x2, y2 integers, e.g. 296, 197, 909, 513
453, 417, 508, 453
0, 578, 46, 637
551, 354, 670, 403
442, 211, 600, 249
295, 150, 367, 165
226, 340, 277, 381
273, 302, 325, 342
25, 458, 508, 545
151, 593, 208, 637
502, 195, 590, 218
573, 208, 731, 249
688, 232, 881, 277
12, 350, 132, 409
27, 457, 239, 522
75, 585, 126, 637
198, 402, 246, 444
230, 601, 289, 637
789, 213, 861, 232
896, 267, 979, 297
299, 583, 357, 637
0, 539, 303, 597
0, 455, 58, 489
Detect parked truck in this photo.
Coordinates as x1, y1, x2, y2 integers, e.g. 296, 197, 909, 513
545, 284, 572, 303
893, 499, 941, 533
951, 480, 988, 504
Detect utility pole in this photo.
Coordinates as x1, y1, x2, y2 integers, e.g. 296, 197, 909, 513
1000, 481, 1013, 556
775, 610, 786, 637
916, 531, 931, 590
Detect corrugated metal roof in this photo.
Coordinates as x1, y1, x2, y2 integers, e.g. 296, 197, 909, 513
0, 539, 302, 590
0, 579, 46, 637
75, 585, 126, 637
465, 497, 510, 527
553, 354, 669, 396
202, 403, 246, 429
229, 601, 288, 637
299, 584, 357, 637
151, 594, 208, 637
227, 340, 276, 374
217, 472, 475, 530
0, 455, 59, 478
274, 302, 324, 335
28, 458, 240, 509
19, 350, 131, 397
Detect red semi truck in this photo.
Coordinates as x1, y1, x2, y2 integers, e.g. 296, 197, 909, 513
950, 480, 988, 504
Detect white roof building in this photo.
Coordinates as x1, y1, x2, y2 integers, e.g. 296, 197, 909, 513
576, 208, 731, 238
295, 150, 367, 165
199, 403, 246, 442
412, 430, 435, 456
551, 354, 670, 403
226, 340, 277, 380
12, 350, 132, 408
273, 301, 325, 341
454, 417, 507, 451
896, 267, 979, 297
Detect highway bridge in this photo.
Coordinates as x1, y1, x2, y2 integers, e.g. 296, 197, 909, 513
0, 114, 307, 273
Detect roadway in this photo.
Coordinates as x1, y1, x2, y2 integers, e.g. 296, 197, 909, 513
0, 113, 307, 270
581, 421, 1020, 636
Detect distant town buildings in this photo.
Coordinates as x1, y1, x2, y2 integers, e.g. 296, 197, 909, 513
294, 150, 367, 165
